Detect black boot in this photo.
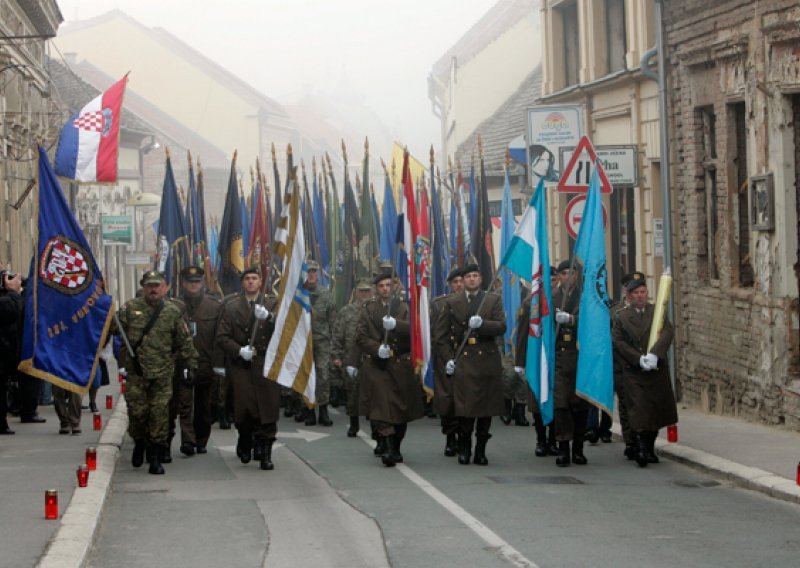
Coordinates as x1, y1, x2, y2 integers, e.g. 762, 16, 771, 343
253, 439, 264, 461
547, 425, 559, 456
161, 440, 173, 464
131, 438, 146, 468
218, 412, 231, 430
533, 414, 548, 457
473, 434, 490, 466
180, 442, 195, 457
500, 399, 513, 425
260, 440, 274, 470
624, 442, 638, 460
294, 403, 308, 423
393, 425, 406, 463
571, 438, 588, 465
381, 436, 397, 467
304, 408, 317, 426
555, 441, 571, 467
512, 403, 530, 426
444, 433, 457, 457
373, 436, 386, 457
635, 432, 649, 468
347, 416, 359, 437
457, 433, 472, 465
147, 444, 165, 475
329, 386, 341, 408
237, 432, 253, 464
318, 404, 333, 427
646, 431, 659, 463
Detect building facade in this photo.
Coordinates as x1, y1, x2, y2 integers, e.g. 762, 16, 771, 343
664, 0, 800, 428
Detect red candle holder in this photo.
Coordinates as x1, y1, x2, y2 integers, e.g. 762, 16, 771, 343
796, 462, 800, 486
77, 464, 89, 487
120, 380, 126, 395
666, 424, 678, 443
93, 413, 102, 431
106, 394, 113, 409
86, 446, 97, 471
118, 372, 124, 383
45, 489, 58, 520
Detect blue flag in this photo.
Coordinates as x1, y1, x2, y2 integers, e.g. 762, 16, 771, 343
499, 169, 520, 354
379, 176, 398, 262
449, 184, 458, 269
209, 222, 219, 272
155, 154, 189, 281
312, 172, 329, 285
429, 167, 450, 299
500, 179, 555, 424
19, 147, 114, 394
184, 158, 204, 266
371, 185, 381, 243
240, 192, 250, 258
574, 169, 614, 413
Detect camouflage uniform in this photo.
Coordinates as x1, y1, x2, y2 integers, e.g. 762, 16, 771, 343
116, 297, 198, 447
308, 283, 336, 406
332, 298, 366, 416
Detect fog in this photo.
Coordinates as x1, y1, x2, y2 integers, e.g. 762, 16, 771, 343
55, 0, 494, 161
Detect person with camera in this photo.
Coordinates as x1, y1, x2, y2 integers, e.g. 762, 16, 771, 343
0, 268, 24, 434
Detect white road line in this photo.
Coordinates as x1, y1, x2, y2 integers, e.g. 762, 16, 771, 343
357, 432, 539, 568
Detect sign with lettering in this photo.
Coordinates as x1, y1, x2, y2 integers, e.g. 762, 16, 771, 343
559, 144, 638, 190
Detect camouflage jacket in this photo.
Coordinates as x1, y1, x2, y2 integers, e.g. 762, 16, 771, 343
332, 299, 365, 367
308, 285, 336, 348
115, 297, 198, 379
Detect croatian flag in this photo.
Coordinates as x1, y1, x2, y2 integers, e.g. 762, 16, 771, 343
55, 75, 128, 183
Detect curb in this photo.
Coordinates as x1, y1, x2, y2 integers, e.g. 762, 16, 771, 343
612, 424, 800, 505
36, 397, 128, 568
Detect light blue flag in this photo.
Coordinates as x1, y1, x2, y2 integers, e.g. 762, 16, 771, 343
500, 178, 555, 424
499, 168, 520, 355
379, 176, 398, 262
573, 169, 614, 414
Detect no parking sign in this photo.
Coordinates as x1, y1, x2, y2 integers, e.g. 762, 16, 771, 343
564, 195, 608, 240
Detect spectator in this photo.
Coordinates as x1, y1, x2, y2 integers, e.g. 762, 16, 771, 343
0, 268, 24, 434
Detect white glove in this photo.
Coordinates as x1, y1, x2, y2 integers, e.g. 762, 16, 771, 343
254, 304, 269, 321
644, 353, 658, 369
377, 344, 391, 359
382, 315, 396, 330
639, 355, 652, 371
346, 366, 358, 378
514, 366, 525, 375
118, 367, 127, 378
445, 359, 456, 375
468, 315, 483, 329
555, 309, 571, 325
212, 367, 226, 377
239, 346, 255, 361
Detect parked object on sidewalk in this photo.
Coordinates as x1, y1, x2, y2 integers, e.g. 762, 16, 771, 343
86, 447, 97, 471
76, 464, 89, 487
667, 424, 678, 443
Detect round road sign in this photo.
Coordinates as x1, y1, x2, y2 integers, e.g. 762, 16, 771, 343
564, 195, 608, 240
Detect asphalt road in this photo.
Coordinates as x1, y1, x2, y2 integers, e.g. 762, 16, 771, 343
87, 408, 800, 568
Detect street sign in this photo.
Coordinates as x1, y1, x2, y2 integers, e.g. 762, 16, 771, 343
564, 194, 608, 240
526, 105, 584, 188
560, 144, 638, 187
125, 253, 151, 266
101, 215, 133, 246
556, 136, 613, 194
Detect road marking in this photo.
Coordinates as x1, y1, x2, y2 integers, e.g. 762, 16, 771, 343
357, 432, 539, 568
277, 429, 329, 442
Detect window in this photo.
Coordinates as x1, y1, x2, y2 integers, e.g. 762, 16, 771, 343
560, 2, 580, 87
699, 107, 718, 281
605, 0, 627, 74
731, 102, 753, 287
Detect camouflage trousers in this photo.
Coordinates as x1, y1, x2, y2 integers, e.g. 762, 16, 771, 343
313, 350, 330, 406
126, 373, 172, 446
503, 362, 529, 404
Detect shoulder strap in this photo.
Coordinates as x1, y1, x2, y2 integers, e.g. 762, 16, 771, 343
467, 290, 484, 318
131, 300, 165, 356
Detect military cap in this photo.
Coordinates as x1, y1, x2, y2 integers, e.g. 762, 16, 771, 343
140, 270, 166, 286
355, 278, 373, 291
621, 271, 644, 287
625, 273, 647, 292
373, 272, 393, 285
378, 260, 393, 272
462, 263, 480, 276
306, 260, 319, 271
446, 266, 463, 282
240, 266, 261, 280
557, 259, 572, 273
180, 266, 204, 282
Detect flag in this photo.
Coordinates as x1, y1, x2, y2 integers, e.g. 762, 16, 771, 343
240, 189, 250, 258
155, 151, 189, 283
499, 167, 520, 354
371, 184, 381, 241
264, 174, 316, 402
55, 75, 127, 183
247, 174, 270, 286
379, 173, 398, 262
574, 169, 614, 414
500, 178, 555, 424
448, 179, 458, 270
196, 160, 209, 257
415, 175, 433, 394
208, 221, 219, 272
184, 153, 205, 266
470, 149, 494, 288
356, 141, 379, 279
312, 168, 329, 284
341, 166, 359, 303
324, 156, 346, 308
217, 152, 244, 295
18, 146, 114, 394
456, 171, 471, 266
429, 160, 450, 299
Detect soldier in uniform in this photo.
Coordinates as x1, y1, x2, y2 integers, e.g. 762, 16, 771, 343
552, 259, 589, 467
332, 278, 373, 437
612, 274, 677, 468
174, 266, 224, 456
610, 272, 637, 460
356, 272, 424, 467
431, 266, 463, 456
217, 267, 280, 470
115, 270, 198, 475
433, 263, 506, 466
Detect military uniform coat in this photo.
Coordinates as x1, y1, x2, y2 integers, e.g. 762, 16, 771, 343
217, 294, 281, 426
356, 298, 424, 424
180, 293, 224, 384
430, 294, 455, 417
551, 284, 584, 411
612, 303, 677, 431
433, 290, 506, 418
